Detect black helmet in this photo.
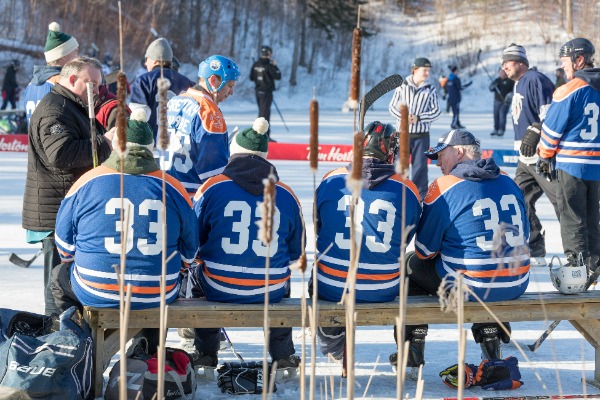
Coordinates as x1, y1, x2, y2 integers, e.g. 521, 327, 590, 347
559, 38, 595, 65
363, 121, 397, 164
261, 45, 272, 57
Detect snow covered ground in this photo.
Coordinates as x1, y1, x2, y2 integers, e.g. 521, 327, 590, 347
1, 103, 598, 399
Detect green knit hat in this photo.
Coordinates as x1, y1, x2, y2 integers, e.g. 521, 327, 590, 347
44, 22, 79, 63
112, 109, 154, 155
230, 117, 270, 158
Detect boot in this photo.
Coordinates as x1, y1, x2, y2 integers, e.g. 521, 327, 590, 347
478, 325, 502, 360
389, 326, 427, 368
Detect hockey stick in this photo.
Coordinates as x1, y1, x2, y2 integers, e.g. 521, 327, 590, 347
476, 49, 502, 97
358, 74, 404, 132
526, 320, 560, 352
272, 99, 289, 132
443, 394, 600, 400
8, 250, 43, 268
221, 328, 244, 362
86, 82, 98, 168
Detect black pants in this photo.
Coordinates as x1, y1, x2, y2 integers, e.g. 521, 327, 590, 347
556, 170, 600, 260
43, 237, 61, 316
51, 262, 160, 354
1, 92, 16, 110
514, 161, 560, 257
255, 90, 273, 137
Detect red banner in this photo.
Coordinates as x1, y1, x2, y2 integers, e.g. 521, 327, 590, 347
267, 143, 354, 162
0, 134, 28, 152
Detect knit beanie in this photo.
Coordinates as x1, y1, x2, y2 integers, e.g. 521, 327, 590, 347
230, 118, 270, 158
502, 43, 529, 66
145, 38, 173, 63
44, 22, 79, 63
112, 108, 154, 154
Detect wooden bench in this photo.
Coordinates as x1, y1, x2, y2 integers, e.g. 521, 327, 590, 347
84, 291, 600, 397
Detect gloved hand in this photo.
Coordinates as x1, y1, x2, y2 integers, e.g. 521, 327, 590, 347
217, 362, 275, 394
536, 156, 556, 181
473, 357, 523, 390
520, 123, 542, 157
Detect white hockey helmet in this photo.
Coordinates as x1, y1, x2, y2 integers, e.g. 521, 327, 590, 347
549, 255, 587, 294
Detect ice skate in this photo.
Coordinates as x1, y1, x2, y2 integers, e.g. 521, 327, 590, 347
190, 351, 218, 381
273, 354, 300, 382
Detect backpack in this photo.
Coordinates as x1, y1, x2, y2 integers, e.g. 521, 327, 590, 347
0, 306, 94, 400
105, 337, 196, 400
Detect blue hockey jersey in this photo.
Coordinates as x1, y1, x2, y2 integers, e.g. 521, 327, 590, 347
193, 156, 304, 304
540, 68, 600, 181
315, 162, 421, 303
55, 164, 198, 310
415, 159, 530, 302
161, 87, 230, 195
23, 66, 61, 125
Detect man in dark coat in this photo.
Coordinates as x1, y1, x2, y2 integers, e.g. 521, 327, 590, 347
249, 45, 281, 141
22, 56, 113, 316
1, 60, 19, 110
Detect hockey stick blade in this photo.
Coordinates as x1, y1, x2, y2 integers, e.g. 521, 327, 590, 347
358, 74, 403, 131
526, 320, 560, 352
585, 264, 600, 290
9, 250, 43, 268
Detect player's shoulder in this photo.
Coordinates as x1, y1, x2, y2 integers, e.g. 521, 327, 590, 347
194, 174, 232, 201
552, 78, 588, 101
276, 180, 302, 208
423, 175, 463, 204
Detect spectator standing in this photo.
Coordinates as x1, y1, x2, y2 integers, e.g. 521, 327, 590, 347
389, 57, 441, 200
446, 65, 472, 129
161, 55, 239, 196
23, 22, 79, 124
129, 38, 194, 143
401, 129, 529, 373
22, 56, 113, 316
189, 118, 302, 374
2, 60, 19, 110
539, 38, 600, 272
311, 121, 421, 371
489, 68, 514, 136
249, 45, 281, 141
502, 43, 558, 267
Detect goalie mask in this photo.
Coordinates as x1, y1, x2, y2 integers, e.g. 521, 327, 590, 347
363, 121, 398, 164
549, 255, 587, 294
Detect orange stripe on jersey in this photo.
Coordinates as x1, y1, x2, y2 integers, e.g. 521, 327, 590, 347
540, 132, 560, 148
197, 94, 227, 133
458, 264, 530, 278
67, 165, 115, 196
147, 170, 193, 206
423, 175, 463, 203
318, 263, 400, 281
415, 248, 438, 260
555, 148, 600, 157
79, 277, 177, 294
389, 174, 420, 201
57, 248, 71, 258
276, 181, 302, 208
322, 167, 349, 181
194, 174, 231, 201
203, 265, 290, 286
553, 78, 588, 101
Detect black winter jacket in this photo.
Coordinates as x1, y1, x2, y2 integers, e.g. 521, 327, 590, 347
249, 58, 281, 92
22, 83, 111, 231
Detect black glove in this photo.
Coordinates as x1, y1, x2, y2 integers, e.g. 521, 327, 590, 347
536, 156, 556, 181
520, 123, 542, 157
442, 94, 447, 100
217, 362, 276, 395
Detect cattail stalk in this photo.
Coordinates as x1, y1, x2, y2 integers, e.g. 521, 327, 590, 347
259, 173, 276, 400
156, 76, 171, 400
309, 90, 319, 400
347, 5, 362, 111
398, 103, 410, 178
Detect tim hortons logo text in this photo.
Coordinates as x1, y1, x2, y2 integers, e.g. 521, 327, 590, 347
0, 137, 28, 152
9, 361, 56, 376
306, 146, 354, 162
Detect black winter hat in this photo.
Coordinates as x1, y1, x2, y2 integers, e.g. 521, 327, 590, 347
413, 57, 432, 68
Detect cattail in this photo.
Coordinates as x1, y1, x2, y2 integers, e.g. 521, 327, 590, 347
348, 6, 362, 110
258, 172, 277, 245
346, 131, 364, 193
157, 78, 171, 152
309, 94, 319, 172
116, 72, 128, 156
397, 103, 410, 177
289, 252, 307, 273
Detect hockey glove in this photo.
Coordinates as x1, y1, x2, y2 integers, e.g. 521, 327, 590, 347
217, 362, 276, 395
536, 156, 557, 182
520, 123, 542, 157
473, 357, 523, 390
439, 363, 477, 388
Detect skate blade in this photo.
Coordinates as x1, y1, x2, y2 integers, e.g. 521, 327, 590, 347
195, 366, 216, 381
275, 367, 298, 383
391, 365, 419, 381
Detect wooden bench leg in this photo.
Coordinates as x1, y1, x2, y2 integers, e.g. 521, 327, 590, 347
569, 319, 600, 388
90, 324, 105, 398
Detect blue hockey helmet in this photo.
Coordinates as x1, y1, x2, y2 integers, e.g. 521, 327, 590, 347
363, 121, 398, 164
559, 38, 595, 65
198, 55, 240, 93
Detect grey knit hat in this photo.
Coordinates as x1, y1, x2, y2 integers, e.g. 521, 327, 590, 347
145, 38, 173, 62
502, 43, 529, 66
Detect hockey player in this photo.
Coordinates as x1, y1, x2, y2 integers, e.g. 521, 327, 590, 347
538, 38, 600, 273
502, 43, 558, 267
389, 57, 441, 200
398, 129, 530, 372
161, 55, 239, 196
24, 22, 79, 125
189, 118, 303, 377
249, 45, 281, 141
311, 122, 421, 369
129, 38, 194, 143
